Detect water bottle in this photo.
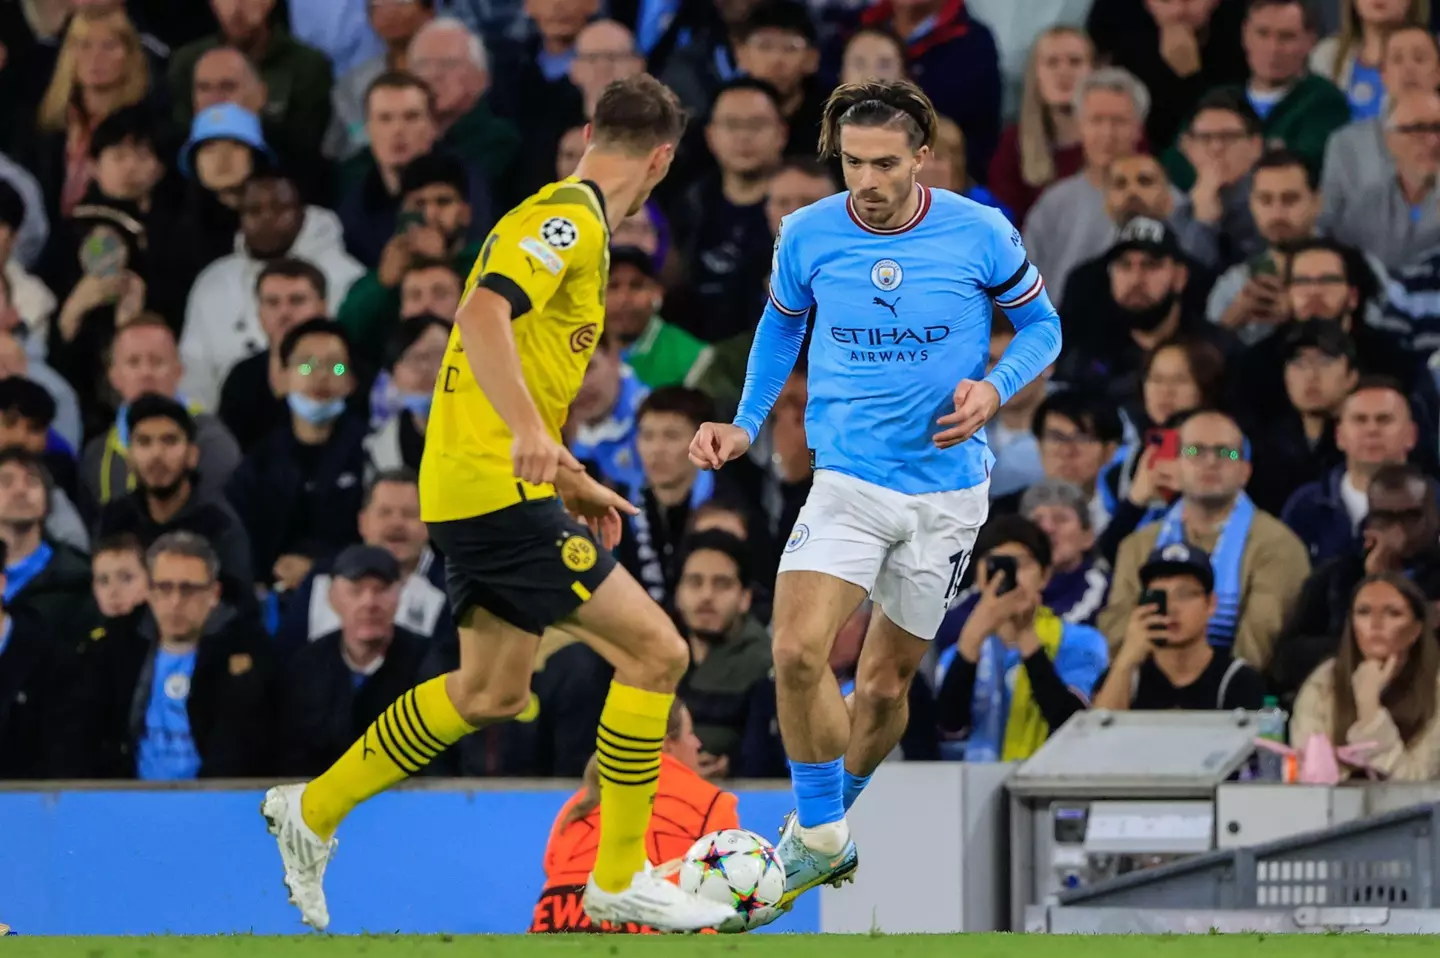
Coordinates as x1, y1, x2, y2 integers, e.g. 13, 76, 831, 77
1255, 695, 1289, 781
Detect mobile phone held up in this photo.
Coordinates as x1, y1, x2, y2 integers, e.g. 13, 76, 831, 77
984, 554, 1018, 596
1144, 427, 1180, 462
1139, 587, 1168, 647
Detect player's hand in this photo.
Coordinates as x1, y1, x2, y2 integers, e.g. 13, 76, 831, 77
689, 422, 751, 470
512, 428, 582, 486
554, 467, 639, 550
934, 380, 1001, 449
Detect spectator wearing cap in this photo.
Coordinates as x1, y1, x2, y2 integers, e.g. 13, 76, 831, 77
180, 170, 364, 412
226, 319, 367, 595
1021, 479, 1112, 625
1092, 541, 1266, 711
218, 259, 331, 454
0, 377, 89, 553
854, 0, 1001, 177
81, 318, 242, 519
606, 246, 710, 390
178, 102, 279, 222
991, 391, 1123, 533
71, 531, 276, 779
934, 516, 1109, 762
407, 18, 519, 197
0, 448, 95, 644
95, 394, 254, 606
364, 314, 450, 474
275, 468, 450, 654
169, 0, 335, 162
1055, 216, 1235, 406
1161, 0, 1348, 192
568, 330, 649, 495
987, 314, 1053, 500
1271, 463, 1440, 705
336, 72, 440, 267
0, 181, 54, 358
279, 543, 431, 775
1323, 88, 1440, 272
1246, 321, 1354, 514
325, 0, 437, 161
673, 530, 773, 777
338, 152, 481, 364
1290, 571, 1440, 780
1281, 377, 1419, 565
1099, 410, 1309, 671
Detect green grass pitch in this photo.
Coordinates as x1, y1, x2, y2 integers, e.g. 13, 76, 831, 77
3, 936, 1438, 958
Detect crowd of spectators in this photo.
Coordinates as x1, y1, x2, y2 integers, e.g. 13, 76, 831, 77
7, 0, 1440, 785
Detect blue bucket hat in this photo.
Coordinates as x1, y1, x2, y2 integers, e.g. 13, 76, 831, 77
179, 103, 276, 179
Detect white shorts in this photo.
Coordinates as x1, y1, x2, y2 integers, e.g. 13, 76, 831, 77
778, 469, 989, 639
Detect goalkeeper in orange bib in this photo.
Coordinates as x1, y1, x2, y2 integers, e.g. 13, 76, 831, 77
261, 74, 734, 933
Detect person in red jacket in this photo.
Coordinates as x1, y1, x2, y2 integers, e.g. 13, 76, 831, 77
530, 701, 740, 933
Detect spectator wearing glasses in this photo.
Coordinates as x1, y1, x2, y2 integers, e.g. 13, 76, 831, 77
994, 391, 1123, 532
1099, 410, 1310, 671
1171, 90, 1265, 272
226, 319, 366, 594
1290, 572, 1440, 780
1092, 542, 1267, 711
1323, 88, 1440, 270
934, 516, 1109, 761
1271, 464, 1440, 704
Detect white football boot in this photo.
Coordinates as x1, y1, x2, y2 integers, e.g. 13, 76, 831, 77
583, 868, 736, 933
261, 783, 337, 931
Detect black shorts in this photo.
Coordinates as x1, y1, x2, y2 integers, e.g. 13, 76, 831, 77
427, 498, 616, 635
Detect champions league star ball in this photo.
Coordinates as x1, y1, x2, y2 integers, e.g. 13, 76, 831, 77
679, 828, 786, 932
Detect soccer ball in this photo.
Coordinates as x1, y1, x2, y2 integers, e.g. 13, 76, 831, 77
679, 828, 786, 932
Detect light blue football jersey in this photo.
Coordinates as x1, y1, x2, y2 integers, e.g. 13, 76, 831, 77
735, 185, 1059, 497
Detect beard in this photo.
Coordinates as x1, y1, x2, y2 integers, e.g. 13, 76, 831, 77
691, 626, 729, 646
143, 474, 187, 501
1118, 291, 1177, 331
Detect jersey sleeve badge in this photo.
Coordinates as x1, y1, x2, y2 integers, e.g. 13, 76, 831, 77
540, 216, 579, 249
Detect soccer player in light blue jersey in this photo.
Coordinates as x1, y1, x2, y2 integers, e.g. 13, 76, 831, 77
689, 80, 1062, 909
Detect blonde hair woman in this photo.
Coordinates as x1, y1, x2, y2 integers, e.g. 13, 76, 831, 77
987, 26, 1092, 225
1291, 573, 1440, 780
917, 116, 1014, 221
37, 8, 150, 216
1310, 0, 1428, 119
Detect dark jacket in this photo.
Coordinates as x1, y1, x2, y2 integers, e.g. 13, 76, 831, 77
225, 413, 368, 581
1268, 547, 1440, 706
1245, 411, 1343, 516
279, 626, 431, 776
10, 541, 95, 642
1279, 466, 1360, 565
66, 605, 276, 778
679, 615, 774, 766
217, 350, 289, 454
96, 486, 255, 604
0, 610, 72, 778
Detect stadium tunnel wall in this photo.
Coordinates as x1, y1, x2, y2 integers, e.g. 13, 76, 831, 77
0, 785, 819, 935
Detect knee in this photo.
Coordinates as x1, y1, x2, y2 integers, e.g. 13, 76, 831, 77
623, 625, 689, 689
448, 671, 532, 725
772, 629, 831, 688
853, 665, 914, 711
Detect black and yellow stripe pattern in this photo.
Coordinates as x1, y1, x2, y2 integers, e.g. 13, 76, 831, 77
592, 682, 675, 893
370, 687, 450, 774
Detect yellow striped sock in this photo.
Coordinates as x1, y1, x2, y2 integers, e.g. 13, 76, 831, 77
301, 675, 474, 840
592, 681, 672, 893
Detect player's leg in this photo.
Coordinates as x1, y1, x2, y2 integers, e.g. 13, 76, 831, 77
264, 604, 537, 930
842, 484, 988, 812
564, 564, 736, 930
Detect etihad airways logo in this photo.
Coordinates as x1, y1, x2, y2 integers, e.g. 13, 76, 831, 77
829, 324, 950, 363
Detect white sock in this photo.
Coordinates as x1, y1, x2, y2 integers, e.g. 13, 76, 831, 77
796, 819, 850, 856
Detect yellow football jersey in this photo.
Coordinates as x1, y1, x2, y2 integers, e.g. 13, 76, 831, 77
420, 177, 610, 522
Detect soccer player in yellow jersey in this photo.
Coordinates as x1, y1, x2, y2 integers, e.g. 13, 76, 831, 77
261, 75, 733, 934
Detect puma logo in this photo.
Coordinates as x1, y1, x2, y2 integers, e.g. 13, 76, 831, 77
873, 296, 899, 318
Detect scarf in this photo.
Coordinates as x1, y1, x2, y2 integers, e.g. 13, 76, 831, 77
1155, 493, 1255, 646
963, 607, 1064, 763
629, 471, 714, 602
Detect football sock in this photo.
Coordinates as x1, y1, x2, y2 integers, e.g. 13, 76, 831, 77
791, 757, 846, 830
842, 769, 873, 811
301, 676, 474, 841
592, 681, 673, 894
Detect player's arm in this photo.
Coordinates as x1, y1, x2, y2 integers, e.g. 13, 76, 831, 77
456, 206, 591, 485
690, 215, 812, 469
935, 211, 1063, 449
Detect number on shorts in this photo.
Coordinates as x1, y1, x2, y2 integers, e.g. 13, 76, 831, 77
944, 548, 970, 602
